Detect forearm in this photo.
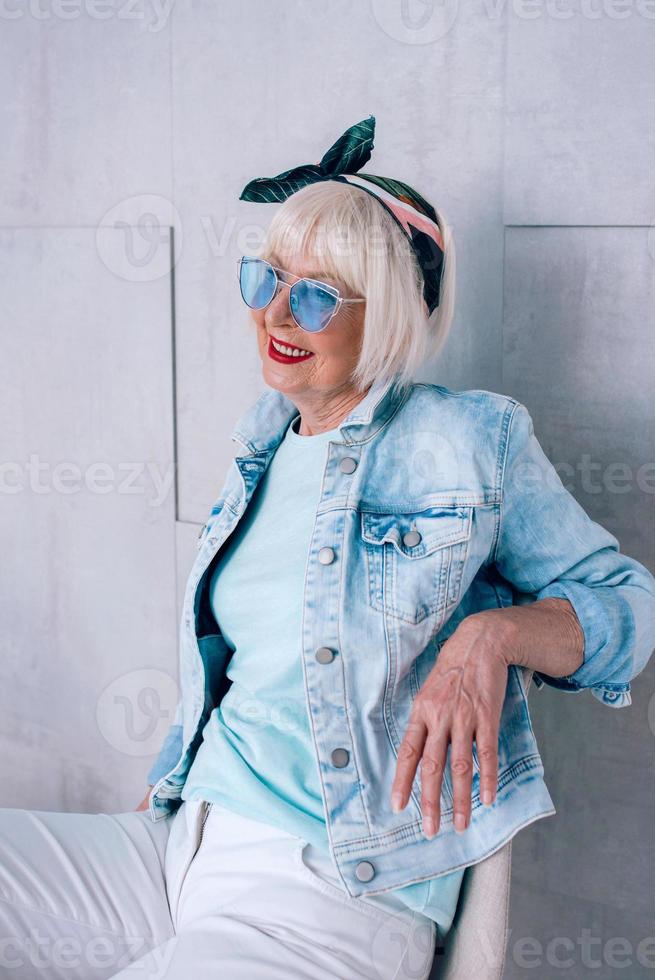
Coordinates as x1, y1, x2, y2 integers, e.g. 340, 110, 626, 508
464, 597, 585, 679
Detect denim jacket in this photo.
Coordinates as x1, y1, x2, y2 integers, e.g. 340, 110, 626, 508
146, 376, 655, 897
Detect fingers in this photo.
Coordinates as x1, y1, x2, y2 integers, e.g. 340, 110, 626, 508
449, 722, 475, 833
474, 717, 499, 807
391, 713, 427, 813
419, 729, 449, 838
391, 703, 500, 836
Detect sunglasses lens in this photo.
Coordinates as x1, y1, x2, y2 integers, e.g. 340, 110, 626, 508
289, 280, 338, 333
239, 258, 276, 309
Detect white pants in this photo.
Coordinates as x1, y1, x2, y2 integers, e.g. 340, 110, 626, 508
0, 800, 436, 979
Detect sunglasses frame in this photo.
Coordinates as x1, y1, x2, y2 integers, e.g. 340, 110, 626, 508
236, 255, 365, 333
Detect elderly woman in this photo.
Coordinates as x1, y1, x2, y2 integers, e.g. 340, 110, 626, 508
2, 117, 655, 980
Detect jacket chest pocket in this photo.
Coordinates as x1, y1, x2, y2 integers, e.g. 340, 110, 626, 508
361, 506, 473, 626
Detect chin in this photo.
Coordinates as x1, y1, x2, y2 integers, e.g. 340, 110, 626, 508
261, 361, 300, 393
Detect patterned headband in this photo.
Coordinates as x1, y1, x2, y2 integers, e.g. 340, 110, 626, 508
238, 116, 445, 316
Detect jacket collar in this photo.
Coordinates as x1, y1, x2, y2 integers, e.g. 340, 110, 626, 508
230, 374, 411, 456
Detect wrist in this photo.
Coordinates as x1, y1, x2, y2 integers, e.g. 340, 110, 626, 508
456, 609, 521, 668
460, 598, 586, 677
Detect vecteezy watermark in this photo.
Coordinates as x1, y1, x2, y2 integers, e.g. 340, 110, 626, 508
483, 0, 655, 19
0, 929, 177, 976
96, 667, 179, 757
361, 424, 655, 499
204, 689, 311, 736
508, 454, 655, 497
0, 0, 175, 31
200, 214, 411, 263
508, 928, 655, 969
96, 194, 182, 283
0, 455, 175, 507
369, 0, 655, 44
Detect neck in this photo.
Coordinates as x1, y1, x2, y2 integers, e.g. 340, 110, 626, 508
291, 384, 370, 436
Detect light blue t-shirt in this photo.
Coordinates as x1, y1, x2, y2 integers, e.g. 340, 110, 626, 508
182, 412, 464, 933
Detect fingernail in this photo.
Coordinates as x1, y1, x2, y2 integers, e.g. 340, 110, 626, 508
423, 817, 435, 839
391, 793, 404, 813
481, 790, 494, 806
454, 812, 467, 833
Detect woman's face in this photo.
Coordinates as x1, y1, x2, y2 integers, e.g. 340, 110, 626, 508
251, 249, 366, 401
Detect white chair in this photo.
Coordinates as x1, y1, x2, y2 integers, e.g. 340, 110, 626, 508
429, 668, 534, 978
430, 837, 512, 979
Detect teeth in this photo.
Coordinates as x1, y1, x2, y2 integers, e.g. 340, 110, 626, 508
271, 338, 311, 357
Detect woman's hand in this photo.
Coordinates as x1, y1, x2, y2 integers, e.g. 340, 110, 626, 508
390, 615, 516, 837
135, 787, 154, 812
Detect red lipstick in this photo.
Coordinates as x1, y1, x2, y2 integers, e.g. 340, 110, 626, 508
267, 335, 315, 364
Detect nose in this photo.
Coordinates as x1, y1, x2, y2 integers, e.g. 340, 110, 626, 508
263, 281, 293, 327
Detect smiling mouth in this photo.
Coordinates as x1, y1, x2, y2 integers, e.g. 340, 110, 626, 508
268, 335, 315, 362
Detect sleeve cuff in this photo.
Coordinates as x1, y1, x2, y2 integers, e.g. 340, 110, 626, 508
531, 580, 634, 708
531, 670, 632, 707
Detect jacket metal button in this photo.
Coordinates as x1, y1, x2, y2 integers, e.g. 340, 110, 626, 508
402, 528, 422, 548
339, 457, 357, 474
355, 861, 376, 882
315, 647, 335, 664
318, 546, 336, 565
331, 748, 349, 768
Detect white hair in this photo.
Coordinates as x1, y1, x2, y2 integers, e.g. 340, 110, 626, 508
257, 180, 456, 394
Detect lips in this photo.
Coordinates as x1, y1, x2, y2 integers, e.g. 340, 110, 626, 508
267, 335, 315, 364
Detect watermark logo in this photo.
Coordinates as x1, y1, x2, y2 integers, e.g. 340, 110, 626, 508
371, 914, 436, 978
96, 667, 178, 756
96, 194, 182, 282
370, 0, 460, 43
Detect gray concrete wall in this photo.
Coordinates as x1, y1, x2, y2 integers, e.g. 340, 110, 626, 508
1, 2, 653, 976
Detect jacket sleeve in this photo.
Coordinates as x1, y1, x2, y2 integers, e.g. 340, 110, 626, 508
146, 697, 184, 786
491, 401, 655, 708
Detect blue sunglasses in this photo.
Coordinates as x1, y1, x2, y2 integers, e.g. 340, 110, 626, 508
237, 256, 365, 334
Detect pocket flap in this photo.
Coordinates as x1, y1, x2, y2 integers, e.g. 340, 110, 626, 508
360, 507, 472, 558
